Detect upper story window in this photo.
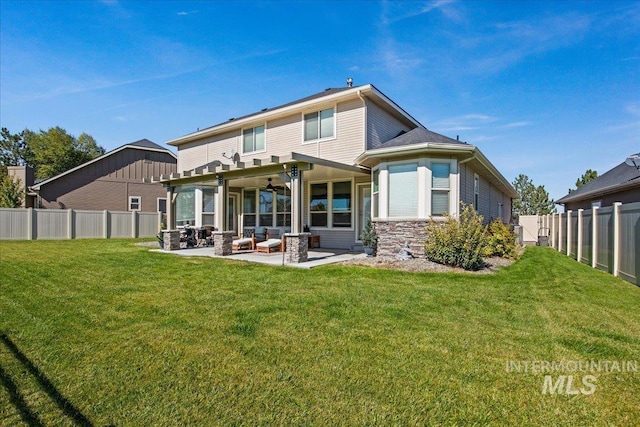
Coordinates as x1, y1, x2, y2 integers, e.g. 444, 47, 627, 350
242, 125, 265, 154
304, 108, 334, 142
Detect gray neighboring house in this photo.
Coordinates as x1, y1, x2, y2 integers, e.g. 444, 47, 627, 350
26, 139, 177, 212
556, 157, 640, 210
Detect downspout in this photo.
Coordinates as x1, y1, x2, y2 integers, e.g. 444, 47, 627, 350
457, 152, 476, 215
357, 90, 367, 152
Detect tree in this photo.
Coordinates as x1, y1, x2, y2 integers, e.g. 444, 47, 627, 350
569, 169, 598, 193
0, 127, 33, 167
16, 127, 104, 180
0, 166, 24, 208
512, 174, 556, 218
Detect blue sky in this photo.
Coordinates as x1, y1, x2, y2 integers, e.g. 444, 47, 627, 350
1, 0, 638, 202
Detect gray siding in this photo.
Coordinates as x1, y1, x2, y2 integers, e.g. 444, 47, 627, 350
37, 148, 176, 212
366, 100, 413, 150
564, 187, 640, 210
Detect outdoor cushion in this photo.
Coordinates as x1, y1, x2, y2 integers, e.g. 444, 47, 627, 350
254, 226, 267, 240
256, 238, 283, 253
232, 237, 253, 250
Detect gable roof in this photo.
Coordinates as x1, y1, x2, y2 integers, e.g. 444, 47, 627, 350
30, 139, 176, 190
377, 127, 468, 149
166, 84, 423, 146
556, 160, 640, 204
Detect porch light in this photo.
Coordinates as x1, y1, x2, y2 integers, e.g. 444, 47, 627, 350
217, 175, 223, 186
290, 164, 298, 178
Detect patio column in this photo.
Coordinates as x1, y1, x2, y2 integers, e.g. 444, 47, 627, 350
289, 164, 302, 233
166, 185, 176, 230
214, 175, 227, 232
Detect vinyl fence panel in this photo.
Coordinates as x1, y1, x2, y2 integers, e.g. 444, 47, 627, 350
596, 206, 613, 273
75, 210, 105, 238
618, 202, 639, 284
0, 208, 29, 240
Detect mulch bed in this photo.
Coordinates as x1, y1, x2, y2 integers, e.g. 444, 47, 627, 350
339, 255, 515, 274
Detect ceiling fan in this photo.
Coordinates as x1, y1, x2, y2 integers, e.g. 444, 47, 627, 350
263, 177, 285, 191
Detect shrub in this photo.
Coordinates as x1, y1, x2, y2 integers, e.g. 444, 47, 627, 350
483, 219, 519, 259
424, 204, 487, 271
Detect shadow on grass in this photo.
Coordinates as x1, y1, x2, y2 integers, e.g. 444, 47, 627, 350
0, 332, 94, 426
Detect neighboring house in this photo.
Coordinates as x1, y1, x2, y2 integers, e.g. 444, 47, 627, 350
152, 82, 517, 255
7, 165, 36, 208
28, 139, 177, 212
556, 156, 640, 210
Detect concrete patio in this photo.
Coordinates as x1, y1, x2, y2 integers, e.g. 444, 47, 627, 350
151, 246, 367, 269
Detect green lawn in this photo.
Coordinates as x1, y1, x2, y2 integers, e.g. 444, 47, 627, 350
1, 240, 639, 426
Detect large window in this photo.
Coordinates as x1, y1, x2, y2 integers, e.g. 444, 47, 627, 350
244, 187, 292, 228
310, 183, 328, 226
432, 163, 450, 216
372, 169, 379, 218
259, 190, 273, 226
243, 125, 265, 154
389, 163, 418, 217
332, 181, 352, 227
176, 187, 195, 226
243, 189, 256, 226
202, 187, 215, 225
276, 188, 291, 227
309, 181, 352, 227
304, 108, 334, 141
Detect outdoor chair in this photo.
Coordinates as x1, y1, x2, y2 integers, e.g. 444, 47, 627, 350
232, 227, 255, 251
255, 228, 285, 253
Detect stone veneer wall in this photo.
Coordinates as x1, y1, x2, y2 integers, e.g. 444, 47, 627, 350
284, 233, 310, 263
373, 220, 429, 258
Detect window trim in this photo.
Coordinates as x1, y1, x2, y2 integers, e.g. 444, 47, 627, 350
430, 161, 453, 217
301, 105, 337, 144
241, 124, 267, 155
129, 196, 141, 211
307, 179, 354, 230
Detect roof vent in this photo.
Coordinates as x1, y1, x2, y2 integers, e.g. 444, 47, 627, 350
347, 77, 353, 87
229, 118, 235, 121
261, 108, 268, 112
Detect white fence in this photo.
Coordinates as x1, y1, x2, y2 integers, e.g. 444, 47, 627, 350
521, 202, 639, 286
0, 208, 162, 240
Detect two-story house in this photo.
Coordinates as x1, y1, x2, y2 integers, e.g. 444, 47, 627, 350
152, 82, 517, 257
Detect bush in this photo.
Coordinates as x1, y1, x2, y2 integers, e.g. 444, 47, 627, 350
483, 219, 519, 259
424, 204, 487, 271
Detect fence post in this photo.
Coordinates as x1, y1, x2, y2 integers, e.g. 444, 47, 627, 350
577, 209, 583, 262
550, 213, 555, 248
612, 202, 621, 277
591, 206, 598, 269
566, 210, 572, 257
132, 211, 138, 238
27, 208, 34, 240
68, 209, 75, 239
103, 210, 109, 239
558, 212, 563, 253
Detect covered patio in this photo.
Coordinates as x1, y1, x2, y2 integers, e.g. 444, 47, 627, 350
147, 152, 370, 264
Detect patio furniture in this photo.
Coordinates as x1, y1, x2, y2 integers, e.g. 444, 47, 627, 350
256, 228, 285, 253
308, 235, 320, 248
233, 227, 254, 251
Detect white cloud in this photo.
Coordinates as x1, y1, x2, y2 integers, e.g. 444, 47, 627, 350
383, 0, 459, 25
502, 121, 531, 128
177, 10, 198, 16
